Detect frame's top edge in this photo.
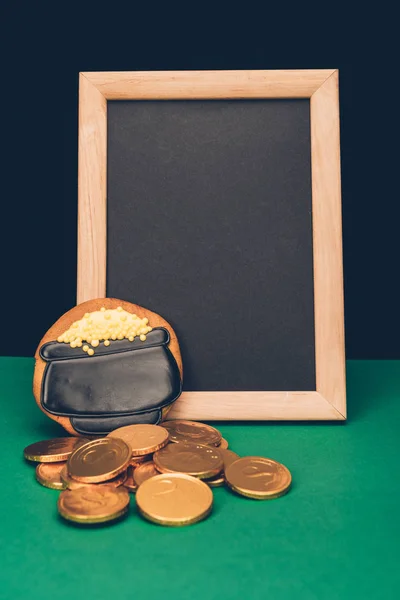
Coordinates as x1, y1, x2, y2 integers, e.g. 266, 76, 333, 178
80, 69, 337, 76
79, 69, 337, 100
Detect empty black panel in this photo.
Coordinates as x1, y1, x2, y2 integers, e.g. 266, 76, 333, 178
107, 99, 315, 391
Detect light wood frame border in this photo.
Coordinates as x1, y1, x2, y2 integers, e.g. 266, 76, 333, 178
77, 69, 346, 421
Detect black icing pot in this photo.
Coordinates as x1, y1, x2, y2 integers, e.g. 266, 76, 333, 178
39, 328, 182, 435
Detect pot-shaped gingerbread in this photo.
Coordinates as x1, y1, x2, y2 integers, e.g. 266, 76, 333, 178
33, 298, 183, 436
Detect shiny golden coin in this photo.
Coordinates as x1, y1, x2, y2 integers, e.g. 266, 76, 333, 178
60, 467, 127, 490
108, 424, 169, 456
163, 420, 221, 446
136, 473, 213, 526
225, 456, 292, 499
35, 462, 67, 490
24, 437, 89, 463
154, 442, 223, 479
58, 485, 130, 524
205, 449, 240, 487
60, 465, 91, 490
133, 461, 159, 486
67, 437, 131, 483
123, 467, 138, 493
218, 438, 229, 449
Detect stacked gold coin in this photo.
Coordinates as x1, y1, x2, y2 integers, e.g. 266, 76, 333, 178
24, 421, 292, 527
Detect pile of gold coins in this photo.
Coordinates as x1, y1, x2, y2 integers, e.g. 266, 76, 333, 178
24, 420, 292, 527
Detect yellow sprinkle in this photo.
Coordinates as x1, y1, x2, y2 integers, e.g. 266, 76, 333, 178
58, 308, 153, 352
87, 348, 95, 356
104, 340, 110, 346
57, 336, 63, 343
82, 345, 89, 352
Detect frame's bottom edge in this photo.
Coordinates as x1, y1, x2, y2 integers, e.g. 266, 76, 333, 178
166, 390, 346, 421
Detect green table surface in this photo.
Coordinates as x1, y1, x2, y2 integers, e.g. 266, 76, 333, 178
0, 358, 399, 599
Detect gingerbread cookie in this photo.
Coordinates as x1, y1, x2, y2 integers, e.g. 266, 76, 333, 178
33, 298, 183, 436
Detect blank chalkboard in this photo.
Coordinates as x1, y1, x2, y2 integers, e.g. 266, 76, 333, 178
77, 70, 345, 420
107, 99, 315, 392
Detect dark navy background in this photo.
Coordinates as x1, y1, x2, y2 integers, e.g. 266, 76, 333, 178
2, 5, 397, 358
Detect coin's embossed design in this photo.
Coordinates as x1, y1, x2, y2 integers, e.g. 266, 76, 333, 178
24, 437, 90, 463
174, 451, 217, 469
242, 462, 279, 487
151, 479, 177, 497
174, 425, 204, 439
80, 491, 107, 507
82, 448, 119, 465
58, 486, 130, 524
136, 473, 213, 526
163, 421, 221, 446
108, 424, 169, 456
154, 442, 223, 479
68, 438, 131, 483
225, 457, 291, 499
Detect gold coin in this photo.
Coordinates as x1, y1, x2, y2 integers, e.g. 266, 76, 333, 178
60, 463, 127, 490
110, 470, 128, 487
35, 462, 67, 490
218, 438, 229, 449
225, 456, 292, 499
60, 464, 121, 491
67, 437, 131, 483
153, 442, 223, 479
123, 467, 138, 493
136, 473, 213, 526
60, 465, 92, 490
130, 454, 152, 468
108, 424, 169, 456
24, 437, 89, 463
133, 461, 159, 486
58, 485, 130, 524
205, 449, 240, 487
163, 420, 221, 446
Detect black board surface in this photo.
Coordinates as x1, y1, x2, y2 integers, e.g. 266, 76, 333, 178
107, 99, 315, 391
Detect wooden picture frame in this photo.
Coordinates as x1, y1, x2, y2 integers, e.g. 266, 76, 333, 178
77, 69, 346, 421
